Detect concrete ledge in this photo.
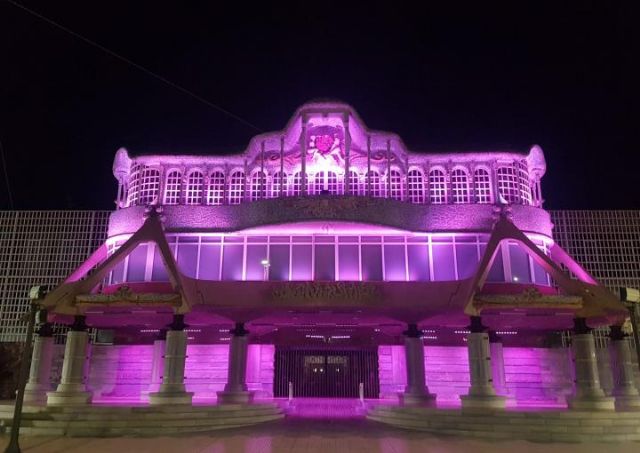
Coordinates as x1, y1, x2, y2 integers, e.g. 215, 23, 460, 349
399, 393, 436, 407
148, 391, 194, 406
460, 395, 507, 410
46, 391, 92, 406
614, 395, 640, 411
368, 404, 640, 442
0, 402, 283, 436
216, 391, 254, 404
567, 396, 615, 411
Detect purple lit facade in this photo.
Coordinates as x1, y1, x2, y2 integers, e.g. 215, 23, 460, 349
35, 101, 635, 413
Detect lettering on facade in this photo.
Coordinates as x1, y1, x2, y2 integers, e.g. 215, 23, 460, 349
271, 282, 379, 305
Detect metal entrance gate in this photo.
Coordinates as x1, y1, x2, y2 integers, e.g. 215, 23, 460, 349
274, 347, 379, 398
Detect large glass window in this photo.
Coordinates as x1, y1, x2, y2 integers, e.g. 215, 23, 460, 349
338, 243, 359, 280
361, 243, 383, 281
432, 242, 455, 281
407, 243, 429, 281
366, 171, 383, 198
108, 232, 553, 287
474, 168, 492, 204
207, 171, 225, 205
250, 171, 266, 201
177, 239, 199, 278
314, 244, 335, 280
291, 244, 312, 280
126, 163, 142, 207
164, 170, 182, 205
272, 171, 287, 198
347, 170, 360, 196
429, 169, 446, 204
185, 171, 203, 205
451, 169, 470, 204
199, 241, 221, 280
508, 242, 532, 283
290, 172, 302, 197
269, 244, 290, 281
407, 169, 425, 204
228, 171, 245, 205
138, 168, 160, 206
388, 170, 402, 201
384, 243, 406, 280
221, 241, 244, 280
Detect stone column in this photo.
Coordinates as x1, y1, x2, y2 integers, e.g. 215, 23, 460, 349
400, 324, 435, 405
47, 316, 92, 405
217, 322, 254, 404
148, 333, 166, 395
567, 318, 614, 410
489, 332, 507, 397
149, 316, 193, 405
24, 322, 54, 404
460, 317, 506, 409
609, 325, 640, 410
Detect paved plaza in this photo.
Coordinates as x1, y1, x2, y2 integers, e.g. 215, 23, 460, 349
2, 417, 640, 453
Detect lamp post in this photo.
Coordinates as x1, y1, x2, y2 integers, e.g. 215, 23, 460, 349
620, 287, 640, 373
261, 259, 270, 281
4, 286, 46, 453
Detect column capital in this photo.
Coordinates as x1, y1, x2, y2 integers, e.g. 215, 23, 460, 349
230, 322, 249, 337
609, 324, 627, 341
168, 314, 187, 331
467, 316, 487, 333
573, 317, 591, 334
70, 315, 87, 332
403, 323, 421, 338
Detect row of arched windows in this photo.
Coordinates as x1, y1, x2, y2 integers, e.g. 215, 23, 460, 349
124, 164, 534, 207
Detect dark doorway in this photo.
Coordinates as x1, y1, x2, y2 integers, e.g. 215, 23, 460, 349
274, 347, 379, 398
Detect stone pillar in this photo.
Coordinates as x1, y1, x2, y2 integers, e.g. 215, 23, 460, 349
217, 322, 254, 404
609, 325, 640, 410
567, 318, 615, 410
489, 332, 507, 397
47, 316, 92, 405
400, 324, 435, 405
24, 322, 54, 404
460, 317, 506, 409
149, 316, 193, 405
148, 334, 166, 394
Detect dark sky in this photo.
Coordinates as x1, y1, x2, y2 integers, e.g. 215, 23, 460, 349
1, 1, 636, 210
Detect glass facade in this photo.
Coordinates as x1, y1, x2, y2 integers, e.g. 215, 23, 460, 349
106, 231, 552, 286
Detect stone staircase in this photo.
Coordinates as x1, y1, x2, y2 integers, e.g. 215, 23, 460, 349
368, 404, 640, 442
0, 403, 283, 436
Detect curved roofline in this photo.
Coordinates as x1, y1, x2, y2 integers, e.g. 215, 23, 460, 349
113, 101, 546, 178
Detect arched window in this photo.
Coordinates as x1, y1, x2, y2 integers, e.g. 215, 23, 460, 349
327, 171, 339, 195
207, 171, 225, 205
407, 169, 425, 204
290, 172, 302, 196
516, 161, 532, 205
429, 169, 446, 204
272, 171, 287, 198
313, 171, 325, 195
451, 168, 470, 204
250, 171, 266, 201
348, 170, 360, 196
138, 167, 160, 206
185, 171, 203, 205
497, 166, 520, 204
228, 171, 245, 205
366, 170, 383, 198
474, 168, 492, 203
388, 169, 403, 200
164, 170, 182, 205
126, 163, 143, 206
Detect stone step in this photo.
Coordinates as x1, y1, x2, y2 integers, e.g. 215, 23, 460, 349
368, 405, 640, 442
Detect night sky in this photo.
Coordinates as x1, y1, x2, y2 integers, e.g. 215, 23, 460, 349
1, 1, 636, 210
